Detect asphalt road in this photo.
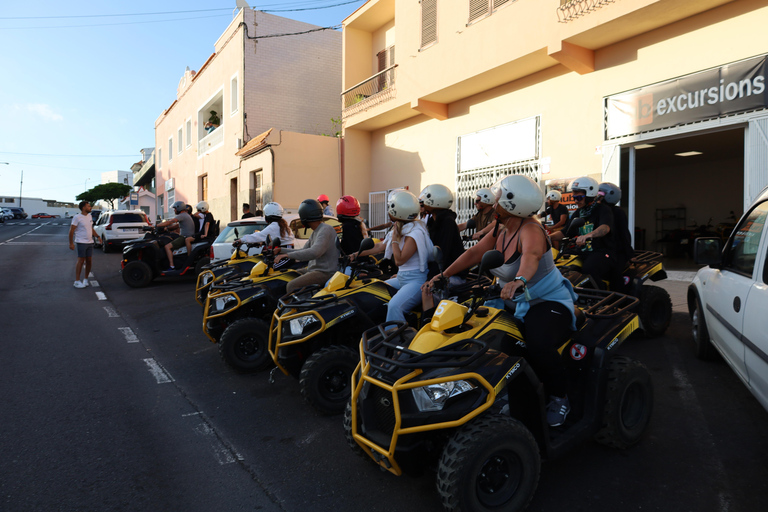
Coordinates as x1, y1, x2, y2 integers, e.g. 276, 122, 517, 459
1, 218, 767, 512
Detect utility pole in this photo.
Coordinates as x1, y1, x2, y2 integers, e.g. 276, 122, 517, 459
19, 170, 23, 208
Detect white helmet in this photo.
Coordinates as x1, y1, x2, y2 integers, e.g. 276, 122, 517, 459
598, 182, 621, 205
263, 202, 284, 219
491, 175, 544, 218
196, 201, 209, 213
476, 188, 494, 205
419, 184, 454, 209
387, 188, 407, 201
569, 176, 600, 198
546, 190, 562, 202
388, 190, 420, 221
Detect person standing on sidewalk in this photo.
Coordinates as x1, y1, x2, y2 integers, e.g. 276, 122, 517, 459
68, 201, 101, 288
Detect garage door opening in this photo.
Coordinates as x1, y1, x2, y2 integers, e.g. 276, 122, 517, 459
628, 128, 744, 270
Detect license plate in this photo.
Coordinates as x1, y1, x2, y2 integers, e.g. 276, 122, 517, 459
123, 228, 139, 233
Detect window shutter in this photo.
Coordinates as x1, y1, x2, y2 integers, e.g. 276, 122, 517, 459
421, 0, 437, 48
469, 0, 490, 23
493, 0, 511, 9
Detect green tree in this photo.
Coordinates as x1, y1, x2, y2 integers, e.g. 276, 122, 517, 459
77, 183, 132, 209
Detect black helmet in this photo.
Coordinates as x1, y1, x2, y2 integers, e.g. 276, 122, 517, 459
298, 199, 324, 226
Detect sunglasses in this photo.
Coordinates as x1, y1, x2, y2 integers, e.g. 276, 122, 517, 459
474, 198, 482, 203
572, 194, 586, 201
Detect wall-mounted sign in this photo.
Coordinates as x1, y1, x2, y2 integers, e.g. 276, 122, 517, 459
605, 54, 768, 139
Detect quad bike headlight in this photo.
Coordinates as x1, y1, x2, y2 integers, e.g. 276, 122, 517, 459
411, 380, 477, 412
213, 296, 238, 313
288, 314, 320, 336
201, 273, 212, 286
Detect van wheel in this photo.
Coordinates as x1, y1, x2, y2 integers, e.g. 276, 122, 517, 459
691, 295, 717, 360
122, 261, 152, 288
299, 345, 358, 415
594, 356, 654, 449
219, 319, 273, 372
639, 285, 672, 337
437, 414, 540, 512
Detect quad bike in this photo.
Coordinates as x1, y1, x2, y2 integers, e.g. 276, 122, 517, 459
121, 226, 212, 288
202, 237, 306, 371
555, 218, 672, 337
346, 249, 652, 512
195, 239, 267, 306
268, 239, 491, 415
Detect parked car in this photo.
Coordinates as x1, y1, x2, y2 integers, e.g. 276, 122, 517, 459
0, 208, 12, 221
93, 210, 152, 252
688, 185, 768, 413
90, 210, 104, 223
209, 214, 317, 262
32, 213, 59, 218
9, 207, 27, 219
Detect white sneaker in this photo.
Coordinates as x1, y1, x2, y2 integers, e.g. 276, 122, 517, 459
73, 280, 85, 288
81, 279, 89, 287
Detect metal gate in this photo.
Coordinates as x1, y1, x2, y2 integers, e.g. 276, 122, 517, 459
368, 190, 389, 239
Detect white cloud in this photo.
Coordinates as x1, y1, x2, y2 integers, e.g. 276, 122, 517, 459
14, 103, 64, 122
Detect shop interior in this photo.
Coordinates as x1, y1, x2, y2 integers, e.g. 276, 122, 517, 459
623, 127, 744, 270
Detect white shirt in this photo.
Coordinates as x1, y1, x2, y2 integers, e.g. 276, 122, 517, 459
71, 213, 94, 244
240, 222, 295, 246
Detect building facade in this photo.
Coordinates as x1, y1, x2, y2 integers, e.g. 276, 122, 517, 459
154, 7, 342, 223
341, 0, 768, 250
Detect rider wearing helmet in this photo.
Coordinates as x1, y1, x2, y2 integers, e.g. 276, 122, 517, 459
542, 190, 569, 231
236, 202, 295, 248
559, 176, 617, 288
156, 200, 196, 271
598, 182, 633, 292
424, 174, 578, 427
419, 183, 465, 278
457, 188, 496, 240
335, 195, 368, 256
317, 194, 334, 216
356, 190, 433, 323
195, 201, 217, 241
275, 199, 340, 293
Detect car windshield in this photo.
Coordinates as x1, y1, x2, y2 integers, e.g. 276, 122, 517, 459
216, 222, 269, 243
112, 213, 147, 223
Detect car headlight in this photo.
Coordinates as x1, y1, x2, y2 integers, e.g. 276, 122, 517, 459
289, 315, 320, 336
412, 380, 477, 412
214, 296, 237, 313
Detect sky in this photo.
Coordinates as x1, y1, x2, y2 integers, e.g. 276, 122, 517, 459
0, 0, 367, 203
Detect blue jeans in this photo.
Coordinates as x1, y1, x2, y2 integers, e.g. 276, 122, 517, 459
385, 269, 428, 324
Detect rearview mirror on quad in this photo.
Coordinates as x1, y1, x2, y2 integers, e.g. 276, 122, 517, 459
272, 237, 281, 248
566, 217, 585, 236
358, 237, 375, 253
478, 250, 504, 276
464, 218, 476, 231
432, 246, 444, 270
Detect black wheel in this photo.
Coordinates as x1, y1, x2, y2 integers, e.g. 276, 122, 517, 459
343, 400, 367, 459
122, 260, 153, 288
594, 356, 654, 449
437, 414, 540, 512
218, 318, 273, 372
691, 295, 717, 360
194, 257, 210, 277
299, 345, 358, 415
638, 285, 672, 337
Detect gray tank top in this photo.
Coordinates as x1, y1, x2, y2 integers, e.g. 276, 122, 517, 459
490, 222, 556, 287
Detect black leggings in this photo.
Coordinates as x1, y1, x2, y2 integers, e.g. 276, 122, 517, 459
582, 251, 616, 290
520, 301, 573, 397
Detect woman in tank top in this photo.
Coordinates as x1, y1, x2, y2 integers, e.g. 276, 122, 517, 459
423, 175, 578, 427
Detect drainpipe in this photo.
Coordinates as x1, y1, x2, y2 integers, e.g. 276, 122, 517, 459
339, 136, 345, 196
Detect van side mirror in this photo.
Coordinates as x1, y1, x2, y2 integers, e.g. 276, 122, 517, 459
693, 237, 722, 266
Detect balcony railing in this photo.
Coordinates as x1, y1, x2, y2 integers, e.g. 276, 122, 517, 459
341, 65, 398, 116
197, 125, 224, 155
557, 0, 616, 23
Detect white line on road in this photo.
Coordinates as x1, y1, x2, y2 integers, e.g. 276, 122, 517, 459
90, 280, 99, 287
103, 306, 119, 317
193, 422, 241, 465
118, 327, 139, 343
95, 291, 107, 300
143, 358, 174, 383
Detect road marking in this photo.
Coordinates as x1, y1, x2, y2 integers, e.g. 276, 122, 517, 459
193, 345, 217, 355
143, 358, 174, 383
90, 280, 99, 287
118, 327, 139, 343
0, 224, 46, 246
182, 412, 201, 417
103, 306, 119, 318
193, 422, 242, 465
95, 291, 107, 300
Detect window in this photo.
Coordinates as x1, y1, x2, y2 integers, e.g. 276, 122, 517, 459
157, 148, 162, 169
168, 137, 173, 162
158, 194, 164, 220
186, 119, 192, 148
421, 0, 437, 49
167, 189, 175, 208
178, 127, 183, 155
230, 75, 238, 115
377, 46, 395, 89
724, 202, 768, 277
469, 0, 511, 24
249, 170, 262, 212
200, 175, 208, 202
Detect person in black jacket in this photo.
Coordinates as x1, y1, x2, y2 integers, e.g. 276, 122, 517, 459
335, 195, 367, 255
419, 183, 465, 281
598, 182, 633, 292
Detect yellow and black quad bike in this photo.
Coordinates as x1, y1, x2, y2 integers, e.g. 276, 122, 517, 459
195, 240, 267, 306
346, 250, 653, 512
202, 239, 306, 372
555, 218, 672, 337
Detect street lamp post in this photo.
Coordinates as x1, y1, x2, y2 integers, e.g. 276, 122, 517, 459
19, 170, 23, 208
84, 178, 90, 192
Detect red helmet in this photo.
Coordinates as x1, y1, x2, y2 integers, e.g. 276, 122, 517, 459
336, 195, 360, 217
317, 194, 330, 203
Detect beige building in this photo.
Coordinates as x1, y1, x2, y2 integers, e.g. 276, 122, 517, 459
342, 0, 768, 252
155, 7, 342, 223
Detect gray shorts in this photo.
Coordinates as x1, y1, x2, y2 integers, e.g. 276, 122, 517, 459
76, 243, 94, 258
